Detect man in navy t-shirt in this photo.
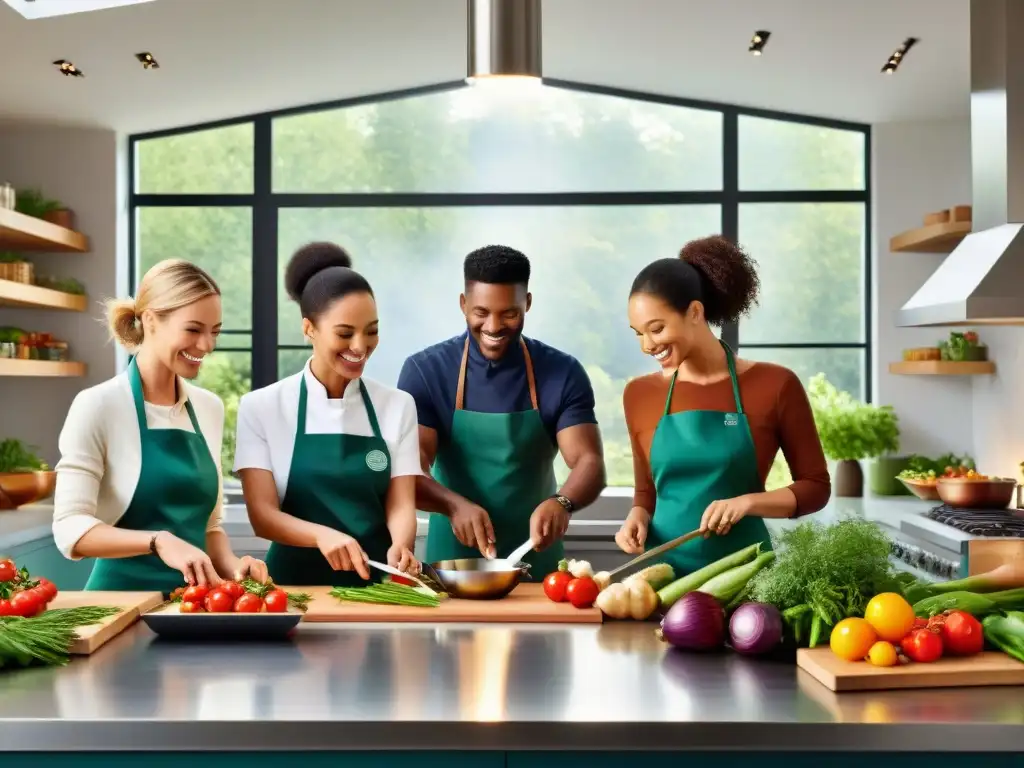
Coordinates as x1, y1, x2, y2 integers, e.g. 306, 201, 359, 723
397, 245, 606, 571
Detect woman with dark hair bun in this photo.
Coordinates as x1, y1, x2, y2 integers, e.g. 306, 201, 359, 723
616, 236, 830, 574
233, 242, 423, 586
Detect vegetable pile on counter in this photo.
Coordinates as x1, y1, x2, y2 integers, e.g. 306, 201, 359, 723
330, 582, 442, 608
0, 557, 119, 669
0, 557, 59, 617
170, 579, 311, 614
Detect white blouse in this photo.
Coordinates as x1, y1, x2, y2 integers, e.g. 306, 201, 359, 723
52, 372, 226, 560
232, 359, 422, 501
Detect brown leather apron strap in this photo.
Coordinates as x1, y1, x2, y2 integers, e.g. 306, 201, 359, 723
455, 336, 539, 411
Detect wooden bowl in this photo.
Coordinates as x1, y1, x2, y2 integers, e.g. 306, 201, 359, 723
936, 477, 1017, 509
898, 478, 941, 501
0, 471, 56, 509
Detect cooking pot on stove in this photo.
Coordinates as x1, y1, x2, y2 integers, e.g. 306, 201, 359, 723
426, 558, 531, 600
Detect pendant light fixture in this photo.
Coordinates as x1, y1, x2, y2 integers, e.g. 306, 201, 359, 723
466, 0, 542, 83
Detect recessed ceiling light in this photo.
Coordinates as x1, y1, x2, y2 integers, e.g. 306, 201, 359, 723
3, 0, 158, 20
882, 37, 919, 74
135, 52, 159, 69
52, 59, 84, 78
749, 30, 771, 56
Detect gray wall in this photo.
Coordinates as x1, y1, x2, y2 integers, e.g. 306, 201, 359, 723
0, 125, 123, 465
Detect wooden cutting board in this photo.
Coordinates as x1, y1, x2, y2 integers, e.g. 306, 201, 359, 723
295, 582, 602, 624
49, 591, 164, 654
797, 646, 1024, 692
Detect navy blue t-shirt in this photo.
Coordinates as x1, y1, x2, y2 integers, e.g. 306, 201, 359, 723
396, 331, 598, 444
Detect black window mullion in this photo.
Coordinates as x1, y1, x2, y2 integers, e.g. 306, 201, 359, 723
251, 115, 277, 389
721, 107, 740, 351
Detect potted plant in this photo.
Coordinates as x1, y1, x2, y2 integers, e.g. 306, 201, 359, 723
14, 188, 74, 230
0, 439, 54, 510
807, 373, 901, 498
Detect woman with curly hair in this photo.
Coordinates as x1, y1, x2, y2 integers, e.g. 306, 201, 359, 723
616, 236, 830, 574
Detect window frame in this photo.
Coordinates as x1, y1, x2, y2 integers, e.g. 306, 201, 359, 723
128, 79, 872, 494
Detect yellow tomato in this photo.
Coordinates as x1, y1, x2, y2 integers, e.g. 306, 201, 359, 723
830, 617, 877, 661
867, 640, 899, 667
864, 592, 916, 642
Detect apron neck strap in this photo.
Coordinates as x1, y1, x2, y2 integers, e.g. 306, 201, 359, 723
456, 336, 539, 411
661, 341, 745, 416
128, 357, 202, 434
297, 374, 382, 438
721, 340, 744, 415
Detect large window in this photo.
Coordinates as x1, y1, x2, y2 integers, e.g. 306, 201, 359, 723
130, 81, 870, 488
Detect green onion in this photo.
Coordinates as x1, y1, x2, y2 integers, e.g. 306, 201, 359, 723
656, 543, 762, 609
329, 583, 441, 608
913, 588, 1024, 618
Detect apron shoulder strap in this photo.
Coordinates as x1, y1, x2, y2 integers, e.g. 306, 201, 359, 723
455, 336, 540, 411
183, 399, 203, 436
357, 379, 384, 439
720, 340, 745, 416
663, 371, 678, 416
127, 357, 149, 433
296, 374, 310, 436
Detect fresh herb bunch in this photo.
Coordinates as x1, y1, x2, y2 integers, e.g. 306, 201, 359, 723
0, 439, 48, 473
0, 563, 37, 600
748, 517, 906, 647
0, 606, 120, 668
807, 374, 900, 461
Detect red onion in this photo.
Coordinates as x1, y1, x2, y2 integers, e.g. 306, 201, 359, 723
728, 602, 783, 655
659, 591, 725, 651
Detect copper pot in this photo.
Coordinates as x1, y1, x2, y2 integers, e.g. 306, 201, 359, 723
0, 470, 56, 509
936, 477, 1017, 509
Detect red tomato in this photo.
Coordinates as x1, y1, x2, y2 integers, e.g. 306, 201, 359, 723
183, 585, 209, 604
565, 576, 599, 609
902, 628, 944, 663
204, 589, 233, 613
263, 589, 289, 613
543, 571, 573, 602
180, 600, 204, 613
10, 589, 41, 617
0, 599, 12, 616
36, 578, 58, 601
0, 559, 16, 582
233, 593, 264, 613
169, 586, 187, 602
941, 610, 984, 656
220, 581, 245, 599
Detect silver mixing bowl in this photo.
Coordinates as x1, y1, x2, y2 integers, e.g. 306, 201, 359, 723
428, 558, 531, 600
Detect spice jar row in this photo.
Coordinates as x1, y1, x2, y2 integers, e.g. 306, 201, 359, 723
0, 328, 70, 362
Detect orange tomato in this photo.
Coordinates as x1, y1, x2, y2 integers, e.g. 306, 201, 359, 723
864, 592, 917, 643
830, 618, 877, 662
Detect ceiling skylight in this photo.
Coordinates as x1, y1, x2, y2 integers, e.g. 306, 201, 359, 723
1, 0, 158, 20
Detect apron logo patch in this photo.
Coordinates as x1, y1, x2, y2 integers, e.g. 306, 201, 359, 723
724, 413, 739, 426
365, 450, 388, 472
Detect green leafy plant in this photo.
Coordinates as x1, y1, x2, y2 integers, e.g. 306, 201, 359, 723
807, 373, 900, 461
14, 188, 62, 219
0, 439, 48, 473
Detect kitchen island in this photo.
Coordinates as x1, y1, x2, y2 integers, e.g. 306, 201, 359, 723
1, 618, 1021, 763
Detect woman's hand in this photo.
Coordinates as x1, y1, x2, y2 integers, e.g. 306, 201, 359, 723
315, 529, 370, 580
700, 495, 754, 536
387, 543, 421, 576
614, 506, 651, 554
153, 532, 222, 587
229, 555, 269, 584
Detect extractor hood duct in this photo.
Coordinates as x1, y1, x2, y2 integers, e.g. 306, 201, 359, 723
898, 0, 1024, 327
466, 0, 542, 82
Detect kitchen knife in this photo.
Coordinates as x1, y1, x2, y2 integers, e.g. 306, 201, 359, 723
603, 528, 703, 584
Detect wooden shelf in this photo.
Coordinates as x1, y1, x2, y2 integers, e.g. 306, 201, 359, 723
0, 359, 87, 377
0, 279, 87, 311
889, 360, 995, 376
890, 221, 972, 253
0, 208, 89, 253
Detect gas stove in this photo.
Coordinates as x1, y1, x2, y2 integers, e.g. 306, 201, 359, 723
925, 504, 1024, 537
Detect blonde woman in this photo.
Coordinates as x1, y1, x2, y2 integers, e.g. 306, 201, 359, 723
53, 259, 268, 594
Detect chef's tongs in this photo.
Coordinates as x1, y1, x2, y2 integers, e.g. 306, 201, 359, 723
605, 528, 702, 585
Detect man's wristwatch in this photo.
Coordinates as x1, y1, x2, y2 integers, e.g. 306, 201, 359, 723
550, 494, 576, 514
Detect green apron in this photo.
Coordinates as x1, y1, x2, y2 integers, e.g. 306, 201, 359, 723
265, 375, 392, 587
425, 337, 561, 581
86, 357, 220, 594
646, 341, 772, 575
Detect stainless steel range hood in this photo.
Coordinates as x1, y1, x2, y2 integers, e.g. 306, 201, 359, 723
897, 0, 1024, 327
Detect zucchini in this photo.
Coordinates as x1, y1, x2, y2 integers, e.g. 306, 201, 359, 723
698, 551, 776, 605
656, 543, 761, 609
624, 563, 675, 591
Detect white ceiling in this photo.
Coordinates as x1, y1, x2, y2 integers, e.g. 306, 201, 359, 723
0, 0, 970, 134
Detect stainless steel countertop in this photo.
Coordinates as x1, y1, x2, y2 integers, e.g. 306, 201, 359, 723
1, 620, 1022, 752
